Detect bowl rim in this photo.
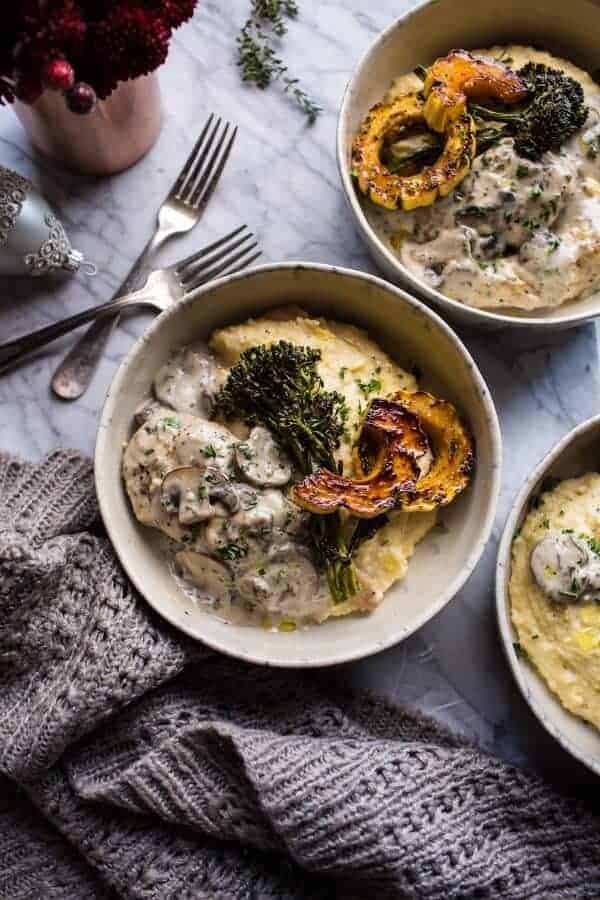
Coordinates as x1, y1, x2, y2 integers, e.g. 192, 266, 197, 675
495, 413, 600, 775
336, 0, 600, 330
96, 260, 502, 667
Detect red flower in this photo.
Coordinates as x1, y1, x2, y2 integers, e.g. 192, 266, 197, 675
0, 0, 199, 106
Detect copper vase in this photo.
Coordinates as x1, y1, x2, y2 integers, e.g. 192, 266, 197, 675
14, 74, 162, 176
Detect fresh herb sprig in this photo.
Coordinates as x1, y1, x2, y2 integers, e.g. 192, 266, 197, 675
215, 341, 363, 602
237, 0, 321, 124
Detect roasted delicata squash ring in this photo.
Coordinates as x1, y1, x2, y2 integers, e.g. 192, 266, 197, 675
352, 93, 476, 211
293, 398, 428, 517
293, 391, 474, 519
423, 49, 528, 133
380, 390, 474, 513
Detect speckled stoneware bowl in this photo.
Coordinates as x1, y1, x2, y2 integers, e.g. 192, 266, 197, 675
497, 415, 600, 775
338, 0, 600, 330
96, 263, 501, 667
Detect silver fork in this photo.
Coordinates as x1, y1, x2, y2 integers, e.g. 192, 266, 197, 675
0, 227, 261, 376
52, 113, 238, 400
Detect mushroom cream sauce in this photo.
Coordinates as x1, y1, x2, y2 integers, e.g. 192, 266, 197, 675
122, 310, 436, 629
368, 46, 600, 312
510, 474, 600, 730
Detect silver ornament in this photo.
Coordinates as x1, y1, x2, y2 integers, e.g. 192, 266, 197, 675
0, 165, 91, 277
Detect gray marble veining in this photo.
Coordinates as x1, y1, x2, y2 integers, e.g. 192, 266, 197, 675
1, 0, 599, 785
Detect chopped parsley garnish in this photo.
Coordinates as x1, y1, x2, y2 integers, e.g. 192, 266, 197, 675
237, 442, 254, 460
162, 416, 180, 429
202, 444, 217, 458
529, 183, 543, 199
513, 642, 530, 662
516, 164, 530, 178
215, 543, 248, 561
547, 237, 561, 254
586, 536, 600, 556
357, 377, 382, 397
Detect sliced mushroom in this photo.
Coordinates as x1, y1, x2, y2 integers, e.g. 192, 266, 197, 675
161, 467, 215, 524
235, 426, 292, 487
175, 551, 232, 606
154, 348, 220, 417
208, 482, 259, 515
531, 531, 600, 603
237, 549, 321, 620
203, 490, 289, 553
232, 488, 288, 530
174, 419, 235, 471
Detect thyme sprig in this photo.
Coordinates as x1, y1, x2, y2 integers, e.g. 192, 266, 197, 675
237, 0, 321, 124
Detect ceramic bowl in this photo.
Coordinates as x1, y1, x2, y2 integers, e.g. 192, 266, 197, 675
337, 0, 600, 330
496, 415, 600, 774
96, 263, 501, 667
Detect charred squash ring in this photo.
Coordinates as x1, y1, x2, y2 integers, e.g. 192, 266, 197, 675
352, 93, 476, 211
293, 391, 474, 519
423, 49, 529, 133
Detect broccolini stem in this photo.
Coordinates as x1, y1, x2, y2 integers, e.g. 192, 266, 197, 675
470, 103, 523, 124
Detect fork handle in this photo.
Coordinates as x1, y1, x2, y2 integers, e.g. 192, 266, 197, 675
51, 229, 167, 399
0, 291, 159, 376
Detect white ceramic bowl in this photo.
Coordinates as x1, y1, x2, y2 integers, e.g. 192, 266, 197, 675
96, 263, 501, 667
496, 415, 600, 775
338, 0, 600, 330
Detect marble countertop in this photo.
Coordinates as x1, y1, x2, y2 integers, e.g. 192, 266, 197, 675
1, 0, 599, 787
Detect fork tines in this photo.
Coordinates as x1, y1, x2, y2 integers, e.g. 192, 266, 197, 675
176, 226, 262, 294
174, 114, 238, 210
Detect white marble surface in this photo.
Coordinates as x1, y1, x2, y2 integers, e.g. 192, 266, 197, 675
1, 0, 599, 785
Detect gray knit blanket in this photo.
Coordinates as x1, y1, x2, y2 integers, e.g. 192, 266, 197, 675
1, 449, 599, 899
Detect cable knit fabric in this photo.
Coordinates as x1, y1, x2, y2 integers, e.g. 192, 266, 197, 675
1, 450, 600, 899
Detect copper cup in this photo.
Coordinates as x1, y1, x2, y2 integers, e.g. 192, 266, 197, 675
14, 74, 162, 176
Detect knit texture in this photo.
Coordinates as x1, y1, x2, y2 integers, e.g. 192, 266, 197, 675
1, 449, 599, 899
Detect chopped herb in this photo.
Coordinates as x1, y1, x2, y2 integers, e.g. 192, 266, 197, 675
513, 641, 530, 662
547, 237, 561, 254
529, 183, 543, 199
542, 517, 550, 529
357, 377, 382, 397
516, 164, 530, 178
522, 218, 540, 235
202, 444, 217, 458
586, 536, 600, 556
237, 442, 254, 460
162, 416, 180, 429
215, 543, 248, 561
339, 366, 347, 380
144, 449, 155, 456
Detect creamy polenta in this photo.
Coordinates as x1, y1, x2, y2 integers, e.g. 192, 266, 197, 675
510, 473, 600, 729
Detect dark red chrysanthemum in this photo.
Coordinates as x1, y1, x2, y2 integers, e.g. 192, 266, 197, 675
0, 0, 199, 105
150, 0, 198, 28
83, 5, 171, 98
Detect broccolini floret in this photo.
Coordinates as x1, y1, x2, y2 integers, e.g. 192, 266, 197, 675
471, 62, 588, 160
